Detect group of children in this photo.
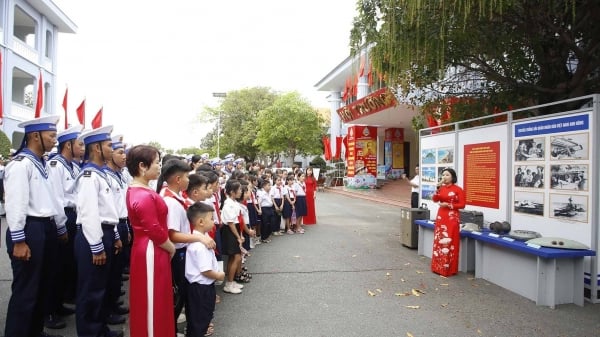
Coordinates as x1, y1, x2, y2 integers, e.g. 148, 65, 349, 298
155, 155, 312, 336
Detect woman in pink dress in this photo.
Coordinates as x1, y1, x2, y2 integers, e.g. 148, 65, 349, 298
431, 168, 465, 277
303, 166, 317, 225
126, 145, 176, 337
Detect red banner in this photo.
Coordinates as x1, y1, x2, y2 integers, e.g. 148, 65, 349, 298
463, 141, 500, 208
346, 125, 377, 177
336, 87, 398, 123
322, 136, 332, 161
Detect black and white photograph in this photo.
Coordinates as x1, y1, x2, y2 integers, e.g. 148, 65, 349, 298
550, 164, 588, 191
514, 165, 545, 188
514, 191, 544, 216
550, 194, 588, 223
514, 137, 545, 161
550, 133, 589, 160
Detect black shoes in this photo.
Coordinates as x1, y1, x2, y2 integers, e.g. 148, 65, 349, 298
44, 315, 66, 329
111, 305, 129, 315
56, 305, 76, 316
40, 332, 64, 337
106, 313, 126, 325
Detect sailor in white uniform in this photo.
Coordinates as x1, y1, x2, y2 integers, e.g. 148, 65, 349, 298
74, 126, 124, 337
4, 115, 67, 337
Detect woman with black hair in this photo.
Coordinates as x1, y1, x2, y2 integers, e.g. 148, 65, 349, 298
431, 168, 465, 277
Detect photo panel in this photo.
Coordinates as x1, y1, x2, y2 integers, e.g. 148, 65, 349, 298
549, 164, 588, 191
513, 191, 544, 216
514, 165, 545, 188
549, 193, 588, 223
514, 137, 545, 162
421, 148, 436, 165
550, 132, 589, 160
421, 166, 436, 183
421, 185, 436, 201
437, 147, 454, 164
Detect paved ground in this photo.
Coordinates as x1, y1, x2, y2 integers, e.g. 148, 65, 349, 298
2, 185, 600, 336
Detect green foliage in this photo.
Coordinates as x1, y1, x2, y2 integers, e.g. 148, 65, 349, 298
0, 131, 12, 159
351, 0, 600, 122
309, 156, 327, 172
146, 141, 164, 152
253, 92, 325, 160
177, 147, 205, 156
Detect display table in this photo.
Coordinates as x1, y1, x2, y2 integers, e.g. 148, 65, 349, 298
471, 231, 595, 308
415, 220, 475, 272
415, 219, 596, 308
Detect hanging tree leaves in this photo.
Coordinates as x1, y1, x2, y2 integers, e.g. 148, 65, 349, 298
350, 0, 600, 127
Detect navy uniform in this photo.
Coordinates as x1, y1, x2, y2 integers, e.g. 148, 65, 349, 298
103, 135, 130, 318
4, 115, 67, 337
45, 125, 84, 327
74, 126, 123, 337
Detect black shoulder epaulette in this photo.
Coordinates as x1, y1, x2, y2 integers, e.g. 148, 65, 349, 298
12, 156, 24, 162
83, 170, 92, 177
50, 160, 58, 167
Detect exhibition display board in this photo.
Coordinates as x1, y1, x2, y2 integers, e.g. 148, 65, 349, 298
419, 95, 599, 303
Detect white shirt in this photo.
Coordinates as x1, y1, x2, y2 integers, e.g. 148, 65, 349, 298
47, 155, 78, 210
410, 175, 420, 193
185, 230, 219, 285
270, 185, 284, 199
105, 167, 128, 218
256, 189, 273, 207
5, 153, 67, 242
239, 202, 249, 224
163, 189, 190, 250
221, 197, 239, 224
293, 181, 306, 197
75, 165, 119, 254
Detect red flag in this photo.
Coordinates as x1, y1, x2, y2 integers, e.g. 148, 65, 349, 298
91, 106, 103, 129
342, 136, 349, 160
367, 63, 373, 87
322, 136, 332, 161
34, 71, 43, 118
76, 99, 86, 126
333, 136, 343, 160
359, 54, 365, 77
353, 75, 358, 97
62, 88, 68, 129
0, 52, 3, 125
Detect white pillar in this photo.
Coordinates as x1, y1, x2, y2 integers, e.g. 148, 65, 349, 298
357, 75, 369, 99
328, 91, 342, 155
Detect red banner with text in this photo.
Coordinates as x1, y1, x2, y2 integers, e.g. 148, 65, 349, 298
347, 125, 378, 177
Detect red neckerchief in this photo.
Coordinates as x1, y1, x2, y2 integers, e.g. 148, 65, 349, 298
301, 182, 306, 193
213, 193, 222, 225
237, 210, 246, 232
277, 186, 282, 198
289, 188, 296, 199
163, 189, 191, 232
250, 191, 256, 204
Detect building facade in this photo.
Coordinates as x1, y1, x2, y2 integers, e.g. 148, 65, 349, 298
0, 0, 76, 145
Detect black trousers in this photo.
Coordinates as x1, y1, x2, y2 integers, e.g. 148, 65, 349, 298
272, 198, 283, 232
260, 206, 274, 240
106, 219, 129, 311
75, 224, 115, 337
186, 282, 216, 337
411, 192, 419, 209
172, 247, 188, 328
5, 217, 57, 337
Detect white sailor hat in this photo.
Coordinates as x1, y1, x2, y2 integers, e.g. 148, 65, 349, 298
210, 158, 222, 166
79, 125, 113, 146
17, 115, 60, 134
233, 158, 244, 164
111, 134, 124, 149
57, 125, 83, 144
201, 153, 210, 160
224, 153, 235, 160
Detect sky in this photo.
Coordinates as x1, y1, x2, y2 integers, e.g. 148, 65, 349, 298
52, 0, 358, 150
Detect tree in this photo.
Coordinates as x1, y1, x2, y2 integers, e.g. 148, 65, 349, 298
350, 0, 600, 125
200, 87, 277, 161
177, 146, 205, 156
254, 92, 325, 166
0, 131, 12, 159
146, 141, 165, 152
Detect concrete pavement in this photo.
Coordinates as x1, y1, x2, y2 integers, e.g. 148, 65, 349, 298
2, 190, 600, 336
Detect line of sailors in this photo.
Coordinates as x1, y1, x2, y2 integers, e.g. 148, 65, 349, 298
4, 115, 130, 337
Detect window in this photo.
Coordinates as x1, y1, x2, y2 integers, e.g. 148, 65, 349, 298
12, 68, 35, 107
45, 30, 52, 57
13, 6, 37, 49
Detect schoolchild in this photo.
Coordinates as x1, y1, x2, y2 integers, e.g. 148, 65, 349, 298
236, 180, 254, 284
4, 116, 68, 337
158, 159, 215, 332
74, 126, 124, 337
45, 124, 83, 329
185, 202, 225, 337
221, 179, 245, 294
201, 170, 224, 262
293, 172, 308, 234
246, 175, 261, 245
270, 176, 285, 235
186, 173, 211, 205
103, 135, 131, 321
282, 175, 296, 234
257, 178, 274, 243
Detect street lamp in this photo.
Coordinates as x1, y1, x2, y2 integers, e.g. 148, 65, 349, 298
212, 92, 227, 158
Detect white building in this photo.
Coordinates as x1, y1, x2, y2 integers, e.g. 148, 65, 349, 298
0, 0, 76, 145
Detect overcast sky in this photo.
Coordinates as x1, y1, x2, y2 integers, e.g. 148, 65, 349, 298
53, 0, 357, 150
